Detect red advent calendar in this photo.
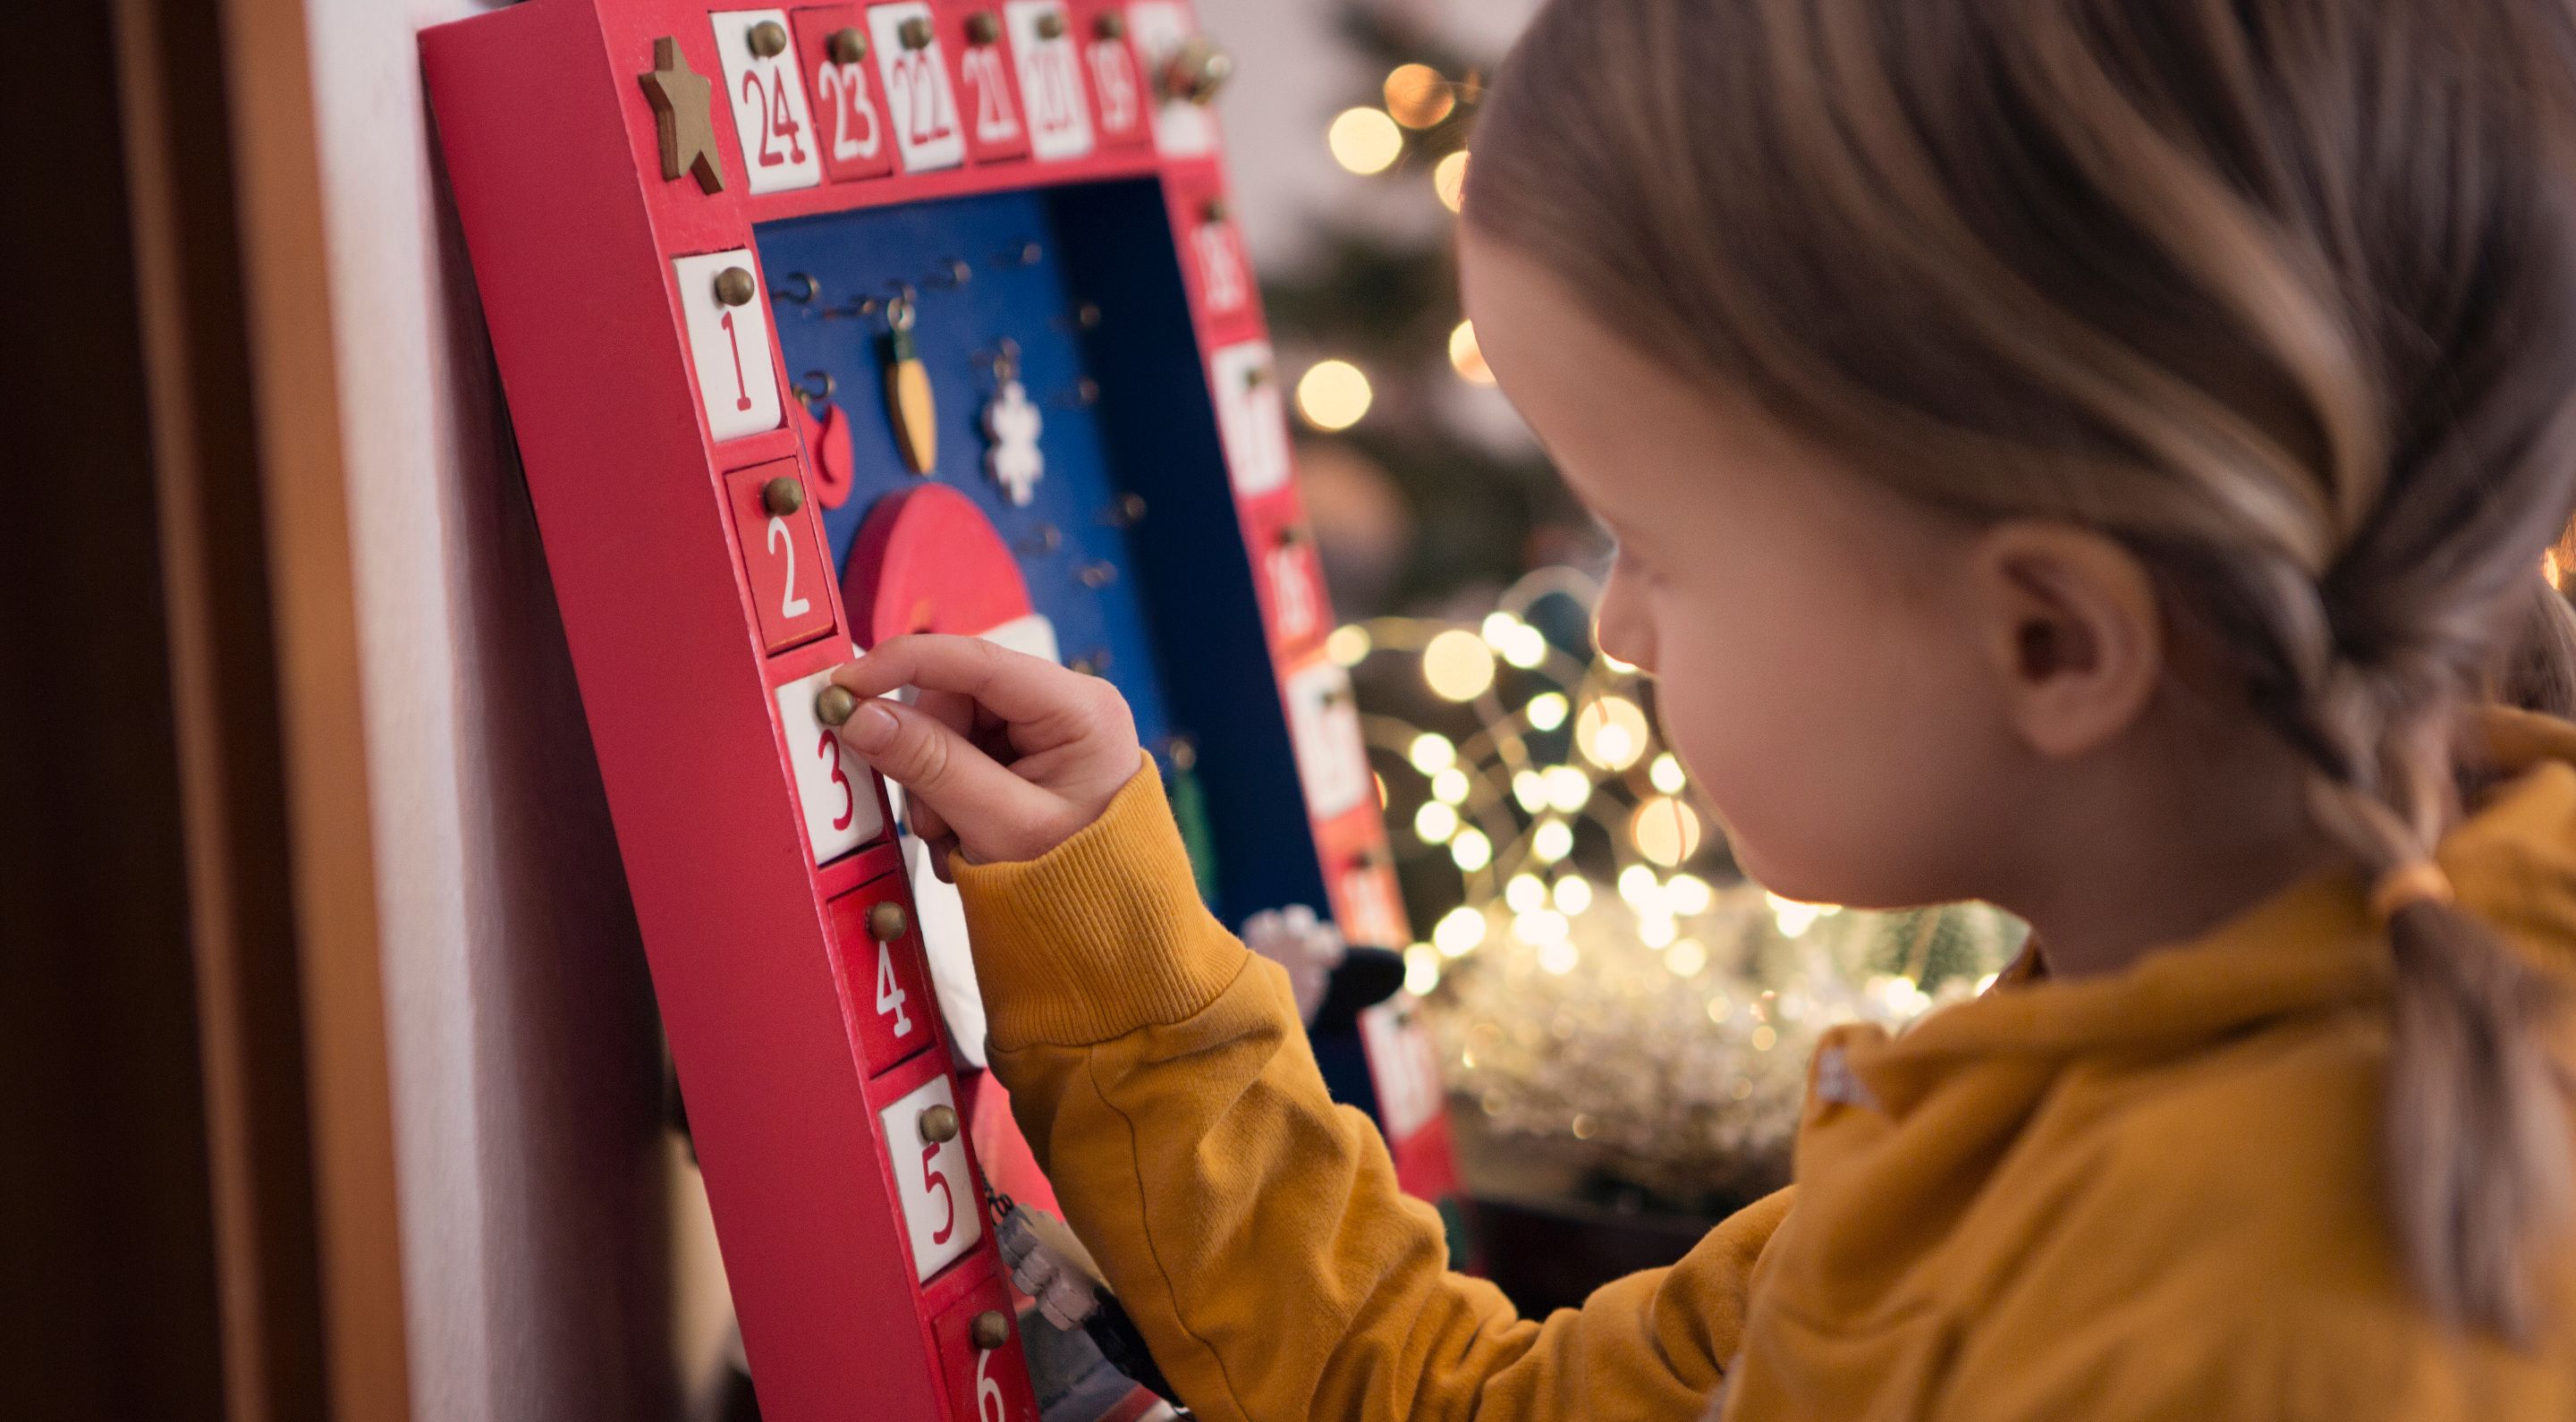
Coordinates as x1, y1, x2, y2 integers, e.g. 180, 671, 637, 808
421, 1, 1457, 1418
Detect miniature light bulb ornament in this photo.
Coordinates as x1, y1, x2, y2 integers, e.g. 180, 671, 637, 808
981, 342, 1046, 504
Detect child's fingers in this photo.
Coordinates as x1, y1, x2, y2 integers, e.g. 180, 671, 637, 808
837, 696, 1062, 859
833, 635, 1093, 730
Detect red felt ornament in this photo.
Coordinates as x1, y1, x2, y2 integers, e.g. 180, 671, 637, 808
792, 383, 857, 509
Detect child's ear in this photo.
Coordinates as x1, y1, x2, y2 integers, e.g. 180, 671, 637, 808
1968, 521, 2165, 759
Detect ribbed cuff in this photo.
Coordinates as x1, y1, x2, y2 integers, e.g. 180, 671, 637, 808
953, 752, 1249, 1050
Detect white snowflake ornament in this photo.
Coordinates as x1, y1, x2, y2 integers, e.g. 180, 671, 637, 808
982, 377, 1045, 506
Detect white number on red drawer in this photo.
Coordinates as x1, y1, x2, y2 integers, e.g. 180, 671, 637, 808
879, 1074, 983, 1280
1125, 2, 1215, 157
766, 517, 813, 617
1084, 24, 1142, 139
1284, 659, 1370, 818
710, 10, 823, 193
1210, 341, 1291, 496
1004, 2, 1092, 159
775, 664, 886, 863
1195, 215, 1250, 315
674, 250, 784, 442
876, 941, 915, 1037
816, 59, 885, 163
869, 3, 967, 171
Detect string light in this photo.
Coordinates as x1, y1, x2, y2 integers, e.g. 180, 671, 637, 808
1449, 321, 1495, 385
1512, 770, 1548, 814
1382, 63, 1456, 127
1542, 765, 1591, 813
1618, 864, 1665, 909
1665, 873, 1714, 916
1422, 629, 1497, 701
1415, 800, 1460, 843
1451, 828, 1493, 871
1766, 891, 1824, 937
1403, 944, 1442, 995
1433, 149, 1470, 212
1513, 908, 1570, 945
1537, 939, 1580, 975
1531, 819, 1574, 862
1409, 732, 1456, 774
1552, 876, 1594, 914
1505, 874, 1547, 913
1525, 691, 1569, 731
1296, 359, 1374, 430
1665, 937, 1709, 977
1326, 624, 1371, 666
1430, 767, 1470, 804
1433, 905, 1487, 956
1631, 795, 1704, 866
1649, 752, 1687, 794
1577, 695, 1649, 771
1327, 106, 1403, 174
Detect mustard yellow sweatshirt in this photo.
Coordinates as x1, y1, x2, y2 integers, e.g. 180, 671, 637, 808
953, 713, 2576, 1421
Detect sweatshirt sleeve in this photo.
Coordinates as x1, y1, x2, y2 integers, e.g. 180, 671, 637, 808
954, 758, 1794, 1422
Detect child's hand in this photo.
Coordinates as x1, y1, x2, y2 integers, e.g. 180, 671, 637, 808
826, 634, 1142, 867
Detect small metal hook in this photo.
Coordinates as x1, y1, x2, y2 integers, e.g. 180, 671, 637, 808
885, 286, 919, 331
1098, 493, 1148, 527
771, 271, 821, 305
1052, 302, 1104, 334
1046, 377, 1101, 410
796, 369, 836, 408
925, 257, 973, 288
1077, 561, 1119, 589
990, 240, 1045, 268
1016, 523, 1063, 556
825, 293, 883, 321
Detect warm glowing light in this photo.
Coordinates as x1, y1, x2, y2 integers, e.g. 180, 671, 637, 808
1513, 770, 1548, 813
1767, 891, 1824, 937
1326, 624, 1372, 666
1403, 944, 1442, 995
1514, 907, 1570, 945
1666, 937, 1708, 977
1480, 611, 1521, 648
1501, 624, 1548, 668
1542, 765, 1591, 814
1631, 795, 1704, 867
1451, 827, 1493, 871
1553, 876, 1594, 915
1408, 732, 1456, 775
1576, 695, 1649, 771
1449, 321, 1495, 385
1707, 994, 1736, 1024
1600, 648, 1639, 674
1434, 905, 1487, 956
1505, 874, 1547, 913
1751, 1025, 1778, 1052
1382, 63, 1456, 128
1649, 753, 1686, 794
1638, 914, 1678, 949
1664, 873, 1714, 917
2552, 548, 2567, 590
1327, 106, 1403, 174
1431, 767, 1470, 804
1296, 359, 1374, 430
1531, 818, 1575, 862
1617, 864, 1664, 908
1537, 939, 1580, 975
1375, 772, 1387, 808
1422, 629, 1497, 701
1525, 691, 1570, 732
1433, 149, 1470, 212
1414, 800, 1460, 844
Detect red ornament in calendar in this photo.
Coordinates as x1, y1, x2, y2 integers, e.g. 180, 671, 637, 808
792, 6, 902, 182
791, 387, 858, 509
945, 6, 1034, 164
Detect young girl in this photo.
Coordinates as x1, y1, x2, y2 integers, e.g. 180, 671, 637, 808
831, 0, 2576, 1415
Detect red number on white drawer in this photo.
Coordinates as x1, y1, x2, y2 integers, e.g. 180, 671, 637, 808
880, 1074, 982, 1279
876, 941, 915, 1037
710, 8, 823, 193
870, 4, 966, 171
777, 665, 886, 862
920, 1144, 957, 1244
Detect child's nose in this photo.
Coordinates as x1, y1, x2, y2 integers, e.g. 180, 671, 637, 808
1593, 582, 1657, 673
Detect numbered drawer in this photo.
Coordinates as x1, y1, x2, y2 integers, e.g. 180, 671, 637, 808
877, 1071, 986, 1282
674, 250, 786, 443
792, 5, 902, 182
1250, 514, 1328, 653
1282, 655, 1371, 822
999, 1, 1093, 160
828, 876, 940, 1076
1172, 182, 1254, 331
932, 1276, 1039, 1422
775, 664, 893, 863
1123, 0, 1217, 158
1325, 839, 1410, 951
1208, 340, 1290, 498
726, 460, 840, 653
1068, 1, 1150, 148
710, 9, 826, 193
866, 1, 969, 172
1360, 1001, 1445, 1146
940, 1, 1034, 164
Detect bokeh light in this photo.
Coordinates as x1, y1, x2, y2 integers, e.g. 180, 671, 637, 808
1327, 106, 1403, 174
1449, 321, 1495, 385
1296, 359, 1374, 430
1382, 64, 1456, 128
1631, 795, 1704, 866
1433, 149, 1470, 212
1577, 695, 1649, 771
1422, 629, 1497, 701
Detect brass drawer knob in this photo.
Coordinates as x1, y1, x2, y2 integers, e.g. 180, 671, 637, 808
1094, 11, 1125, 40
919, 1103, 961, 1144
965, 11, 1001, 45
869, 901, 909, 942
1035, 10, 1066, 40
827, 27, 868, 63
900, 15, 934, 49
762, 476, 805, 515
1159, 35, 1233, 106
714, 266, 757, 307
748, 20, 788, 57
816, 684, 859, 727
969, 1309, 1012, 1350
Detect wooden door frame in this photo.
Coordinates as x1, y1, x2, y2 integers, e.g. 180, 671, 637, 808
114, 0, 413, 1414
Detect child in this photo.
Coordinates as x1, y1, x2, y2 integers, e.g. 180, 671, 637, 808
831, 0, 2576, 1415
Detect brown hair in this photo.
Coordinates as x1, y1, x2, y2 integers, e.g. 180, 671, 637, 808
1471, 0, 2576, 1339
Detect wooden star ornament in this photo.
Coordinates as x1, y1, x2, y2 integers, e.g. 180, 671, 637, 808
639, 37, 724, 194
